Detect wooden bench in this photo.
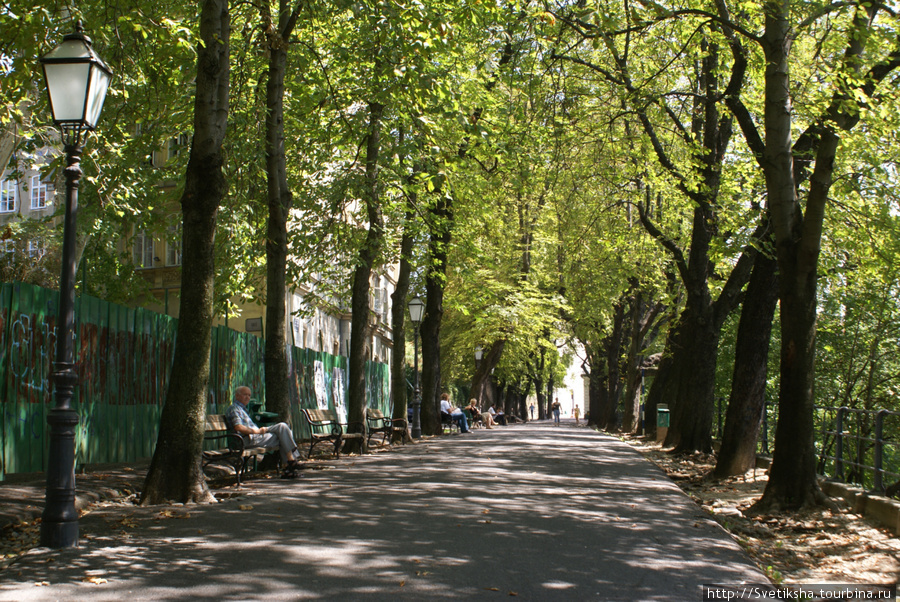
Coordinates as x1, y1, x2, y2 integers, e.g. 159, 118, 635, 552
201, 414, 277, 486
366, 408, 408, 446
301, 408, 364, 458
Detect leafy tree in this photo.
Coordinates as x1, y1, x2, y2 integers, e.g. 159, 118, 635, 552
142, 0, 230, 505
721, 0, 900, 511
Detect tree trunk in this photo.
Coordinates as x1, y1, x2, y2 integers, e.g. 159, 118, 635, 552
714, 235, 778, 478
470, 339, 505, 404
389, 205, 413, 443
420, 192, 452, 435
665, 298, 718, 453
586, 367, 602, 428
346, 101, 385, 454
263, 1, 303, 421
141, 0, 229, 505
623, 295, 665, 434
750, 3, 833, 512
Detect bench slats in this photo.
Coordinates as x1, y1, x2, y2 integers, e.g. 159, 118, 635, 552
301, 408, 364, 459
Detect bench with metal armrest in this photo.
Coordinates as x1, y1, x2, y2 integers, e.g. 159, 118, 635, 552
301, 408, 365, 458
202, 414, 278, 485
366, 408, 409, 446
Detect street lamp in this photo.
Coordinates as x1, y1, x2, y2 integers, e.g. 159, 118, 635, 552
39, 22, 111, 549
407, 296, 425, 439
473, 346, 484, 402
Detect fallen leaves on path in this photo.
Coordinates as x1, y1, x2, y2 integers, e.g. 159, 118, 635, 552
626, 436, 900, 584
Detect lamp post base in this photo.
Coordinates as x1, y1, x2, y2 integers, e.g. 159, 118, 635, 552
411, 388, 422, 439
39, 404, 79, 548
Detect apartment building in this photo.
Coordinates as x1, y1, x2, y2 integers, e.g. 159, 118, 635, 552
0, 140, 58, 279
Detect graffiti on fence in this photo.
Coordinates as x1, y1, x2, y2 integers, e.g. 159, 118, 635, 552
8, 311, 55, 402
0, 281, 391, 480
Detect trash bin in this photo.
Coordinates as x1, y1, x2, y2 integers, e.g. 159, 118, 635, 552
656, 404, 670, 443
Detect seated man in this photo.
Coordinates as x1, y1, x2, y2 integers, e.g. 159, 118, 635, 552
439, 392, 470, 433
489, 405, 508, 426
227, 386, 303, 476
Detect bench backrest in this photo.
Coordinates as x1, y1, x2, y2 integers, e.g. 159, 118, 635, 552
206, 414, 230, 432
303, 408, 338, 424
366, 408, 386, 421
302, 408, 344, 436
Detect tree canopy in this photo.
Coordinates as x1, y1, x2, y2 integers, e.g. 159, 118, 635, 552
4, 0, 900, 509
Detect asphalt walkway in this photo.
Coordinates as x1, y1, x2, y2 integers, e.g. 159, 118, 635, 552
0, 420, 770, 600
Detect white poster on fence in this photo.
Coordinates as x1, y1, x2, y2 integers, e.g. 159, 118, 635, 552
332, 367, 347, 422
314, 360, 328, 410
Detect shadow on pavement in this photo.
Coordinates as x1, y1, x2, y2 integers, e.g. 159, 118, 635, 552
0, 423, 768, 601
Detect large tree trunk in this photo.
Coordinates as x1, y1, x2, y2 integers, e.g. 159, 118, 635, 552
346, 101, 385, 453
621, 294, 662, 434
420, 193, 452, 435
141, 0, 229, 505
470, 339, 505, 404
586, 368, 602, 428
263, 1, 303, 421
750, 3, 829, 512
389, 207, 413, 443
714, 235, 778, 478
665, 297, 718, 453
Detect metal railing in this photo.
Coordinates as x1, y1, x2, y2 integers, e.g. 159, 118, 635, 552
817, 406, 900, 493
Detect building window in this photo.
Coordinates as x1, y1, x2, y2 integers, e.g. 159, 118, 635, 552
30, 175, 49, 209
166, 224, 182, 266
27, 239, 45, 259
0, 179, 16, 213
133, 230, 154, 268
1, 239, 13, 254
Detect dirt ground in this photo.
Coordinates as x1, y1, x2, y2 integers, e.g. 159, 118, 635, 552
624, 436, 900, 585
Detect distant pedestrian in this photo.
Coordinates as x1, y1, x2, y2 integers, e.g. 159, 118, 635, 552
551, 398, 561, 425
529, 403, 535, 420
574, 405, 581, 424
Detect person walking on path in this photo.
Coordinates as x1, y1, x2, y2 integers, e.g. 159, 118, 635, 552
551, 398, 561, 425
227, 386, 303, 476
529, 403, 535, 420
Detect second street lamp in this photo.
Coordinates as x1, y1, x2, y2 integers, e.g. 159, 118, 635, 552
38, 21, 112, 549
407, 296, 425, 439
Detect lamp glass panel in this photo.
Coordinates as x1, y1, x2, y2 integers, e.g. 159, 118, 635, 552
43, 62, 90, 121
408, 298, 425, 322
43, 38, 92, 60
84, 66, 111, 127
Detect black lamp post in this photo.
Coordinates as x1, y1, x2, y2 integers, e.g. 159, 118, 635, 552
38, 22, 111, 549
474, 346, 484, 402
407, 296, 425, 439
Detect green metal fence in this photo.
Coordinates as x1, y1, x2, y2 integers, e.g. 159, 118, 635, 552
0, 281, 391, 480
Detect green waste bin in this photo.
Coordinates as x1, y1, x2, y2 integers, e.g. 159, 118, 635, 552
657, 405, 670, 428
656, 404, 670, 443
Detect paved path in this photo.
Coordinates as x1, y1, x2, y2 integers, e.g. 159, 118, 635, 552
0, 421, 769, 600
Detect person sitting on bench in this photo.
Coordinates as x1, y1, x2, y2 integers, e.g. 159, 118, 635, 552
227, 386, 303, 475
489, 405, 507, 426
439, 392, 471, 433
466, 398, 494, 429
